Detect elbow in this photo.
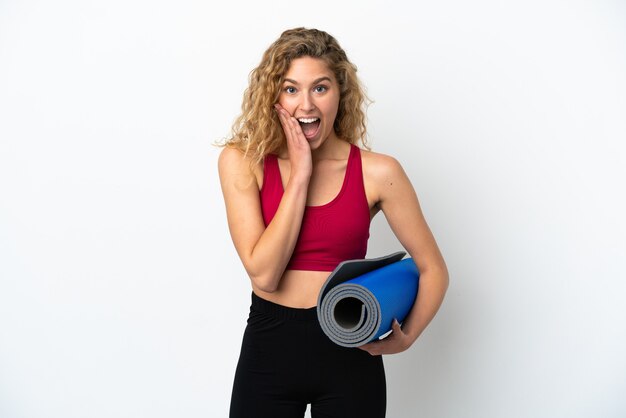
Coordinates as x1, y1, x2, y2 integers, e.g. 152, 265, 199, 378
255, 281, 279, 293
249, 271, 280, 293
441, 265, 450, 292
240, 251, 284, 293
421, 263, 449, 292
435, 261, 449, 286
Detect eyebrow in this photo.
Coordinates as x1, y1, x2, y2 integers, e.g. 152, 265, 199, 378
283, 76, 332, 85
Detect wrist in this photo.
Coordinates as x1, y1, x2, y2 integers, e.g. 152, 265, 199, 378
288, 172, 311, 187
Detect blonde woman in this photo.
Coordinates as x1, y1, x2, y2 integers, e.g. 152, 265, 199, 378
218, 27, 448, 418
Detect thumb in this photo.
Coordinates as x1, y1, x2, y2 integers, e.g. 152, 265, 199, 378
392, 319, 402, 332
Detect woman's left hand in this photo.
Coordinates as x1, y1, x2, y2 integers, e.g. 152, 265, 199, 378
358, 319, 415, 356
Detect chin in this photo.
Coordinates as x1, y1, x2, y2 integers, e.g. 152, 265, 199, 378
308, 137, 326, 150
308, 131, 332, 149
307, 141, 320, 150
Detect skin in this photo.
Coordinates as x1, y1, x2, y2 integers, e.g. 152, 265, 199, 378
218, 56, 449, 355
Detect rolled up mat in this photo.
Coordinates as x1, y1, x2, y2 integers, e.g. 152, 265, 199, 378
317, 251, 420, 348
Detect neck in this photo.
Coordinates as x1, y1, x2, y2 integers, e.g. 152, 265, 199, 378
310, 134, 346, 162
278, 132, 348, 161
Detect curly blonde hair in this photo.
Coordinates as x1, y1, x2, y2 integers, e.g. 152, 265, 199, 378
221, 27, 371, 164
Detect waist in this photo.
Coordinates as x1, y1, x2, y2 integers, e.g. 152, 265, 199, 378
251, 291, 318, 320
252, 269, 330, 308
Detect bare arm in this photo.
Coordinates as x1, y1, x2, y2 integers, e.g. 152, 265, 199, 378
360, 154, 449, 355
217, 105, 312, 292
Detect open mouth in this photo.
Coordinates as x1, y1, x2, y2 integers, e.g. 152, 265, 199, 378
298, 117, 321, 140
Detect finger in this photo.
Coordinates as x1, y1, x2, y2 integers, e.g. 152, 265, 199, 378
275, 107, 297, 144
287, 114, 306, 144
359, 346, 377, 356
274, 104, 308, 150
360, 340, 384, 355
274, 104, 290, 127
274, 104, 301, 138
280, 110, 300, 144
392, 319, 402, 333
275, 106, 291, 130
359, 342, 372, 351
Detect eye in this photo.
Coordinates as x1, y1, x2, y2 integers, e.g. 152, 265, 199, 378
314, 85, 328, 93
284, 86, 297, 94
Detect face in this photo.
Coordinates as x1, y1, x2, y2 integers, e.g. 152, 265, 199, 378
277, 56, 340, 149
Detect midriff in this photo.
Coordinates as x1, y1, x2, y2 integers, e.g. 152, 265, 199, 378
253, 269, 331, 308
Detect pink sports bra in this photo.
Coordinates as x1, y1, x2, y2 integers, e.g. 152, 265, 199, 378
259, 144, 371, 271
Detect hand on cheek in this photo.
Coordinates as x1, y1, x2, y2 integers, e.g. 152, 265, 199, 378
274, 103, 312, 179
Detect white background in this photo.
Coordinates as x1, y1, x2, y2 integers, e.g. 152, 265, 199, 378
1, 0, 625, 417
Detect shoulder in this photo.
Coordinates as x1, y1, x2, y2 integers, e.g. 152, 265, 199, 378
359, 147, 413, 206
218, 146, 263, 190
359, 148, 406, 183
218, 145, 247, 170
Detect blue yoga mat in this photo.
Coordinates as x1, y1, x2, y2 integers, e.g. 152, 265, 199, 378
317, 252, 420, 348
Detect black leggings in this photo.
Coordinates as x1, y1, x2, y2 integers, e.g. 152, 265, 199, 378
230, 292, 386, 418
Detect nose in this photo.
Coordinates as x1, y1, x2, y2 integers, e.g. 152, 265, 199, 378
300, 92, 316, 112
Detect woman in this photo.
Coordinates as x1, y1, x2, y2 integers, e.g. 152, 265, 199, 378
218, 27, 448, 418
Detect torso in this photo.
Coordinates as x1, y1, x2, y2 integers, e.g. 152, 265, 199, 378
252, 142, 382, 308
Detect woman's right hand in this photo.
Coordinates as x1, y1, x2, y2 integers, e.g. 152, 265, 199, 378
274, 103, 312, 183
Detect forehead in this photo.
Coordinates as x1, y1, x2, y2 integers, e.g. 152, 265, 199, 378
283, 56, 335, 83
